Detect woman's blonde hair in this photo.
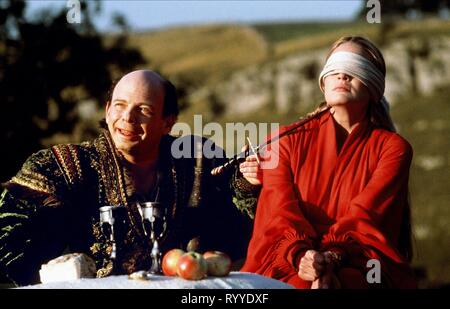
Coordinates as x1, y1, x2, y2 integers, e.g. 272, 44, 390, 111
310, 36, 396, 132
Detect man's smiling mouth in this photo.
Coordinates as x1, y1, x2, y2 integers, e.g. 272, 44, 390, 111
117, 128, 141, 140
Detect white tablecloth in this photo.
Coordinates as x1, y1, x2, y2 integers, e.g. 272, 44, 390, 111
20, 272, 294, 289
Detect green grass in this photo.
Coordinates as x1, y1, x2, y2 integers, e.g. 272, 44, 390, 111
391, 87, 450, 287
253, 18, 450, 45
125, 24, 268, 85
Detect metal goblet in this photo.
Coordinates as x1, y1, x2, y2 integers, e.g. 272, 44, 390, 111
99, 205, 117, 260
139, 202, 168, 274
99, 205, 128, 261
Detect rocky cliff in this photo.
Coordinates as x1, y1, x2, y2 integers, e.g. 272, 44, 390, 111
196, 36, 450, 116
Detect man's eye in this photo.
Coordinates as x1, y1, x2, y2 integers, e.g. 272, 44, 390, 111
140, 107, 153, 116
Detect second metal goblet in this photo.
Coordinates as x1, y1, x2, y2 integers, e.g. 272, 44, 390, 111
139, 202, 168, 274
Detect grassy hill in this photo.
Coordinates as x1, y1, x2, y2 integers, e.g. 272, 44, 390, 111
126, 18, 450, 86
127, 24, 268, 85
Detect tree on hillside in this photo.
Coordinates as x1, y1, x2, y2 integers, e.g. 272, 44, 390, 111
0, 0, 146, 182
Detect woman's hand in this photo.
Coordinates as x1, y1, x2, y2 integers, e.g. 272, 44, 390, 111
301, 250, 342, 289
311, 267, 341, 289
298, 250, 327, 281
239, 145, 262, 186
311, 271, 341, 290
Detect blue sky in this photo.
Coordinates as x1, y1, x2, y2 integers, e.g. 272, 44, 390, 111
27, 0, 363, 31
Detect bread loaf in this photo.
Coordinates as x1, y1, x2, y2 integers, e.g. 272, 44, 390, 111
39, 253, 96, 283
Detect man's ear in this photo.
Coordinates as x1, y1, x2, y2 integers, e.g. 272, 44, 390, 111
105, 101, 111, 123
163, 115, 177, 134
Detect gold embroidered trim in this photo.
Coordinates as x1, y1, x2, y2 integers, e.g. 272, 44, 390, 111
51, 144, 83, 186
103, 131, 128, 208
11, 170, 55, 194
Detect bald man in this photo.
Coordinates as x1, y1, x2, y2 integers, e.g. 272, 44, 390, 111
0, 70, 253, 286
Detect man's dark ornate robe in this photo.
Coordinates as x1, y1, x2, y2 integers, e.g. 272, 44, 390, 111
0, 130, 252, 286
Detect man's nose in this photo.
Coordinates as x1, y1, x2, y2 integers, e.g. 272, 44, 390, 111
122, 107, 137, 123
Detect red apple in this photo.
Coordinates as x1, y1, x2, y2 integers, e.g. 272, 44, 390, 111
162, 249, 185, 276
176, 252, 208, 280
203, 251, 232, 277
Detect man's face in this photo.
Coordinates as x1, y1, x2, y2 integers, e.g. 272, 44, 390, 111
105, 73, 173, 161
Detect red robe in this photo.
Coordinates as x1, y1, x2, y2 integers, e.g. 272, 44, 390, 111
241, 111, 417, 288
